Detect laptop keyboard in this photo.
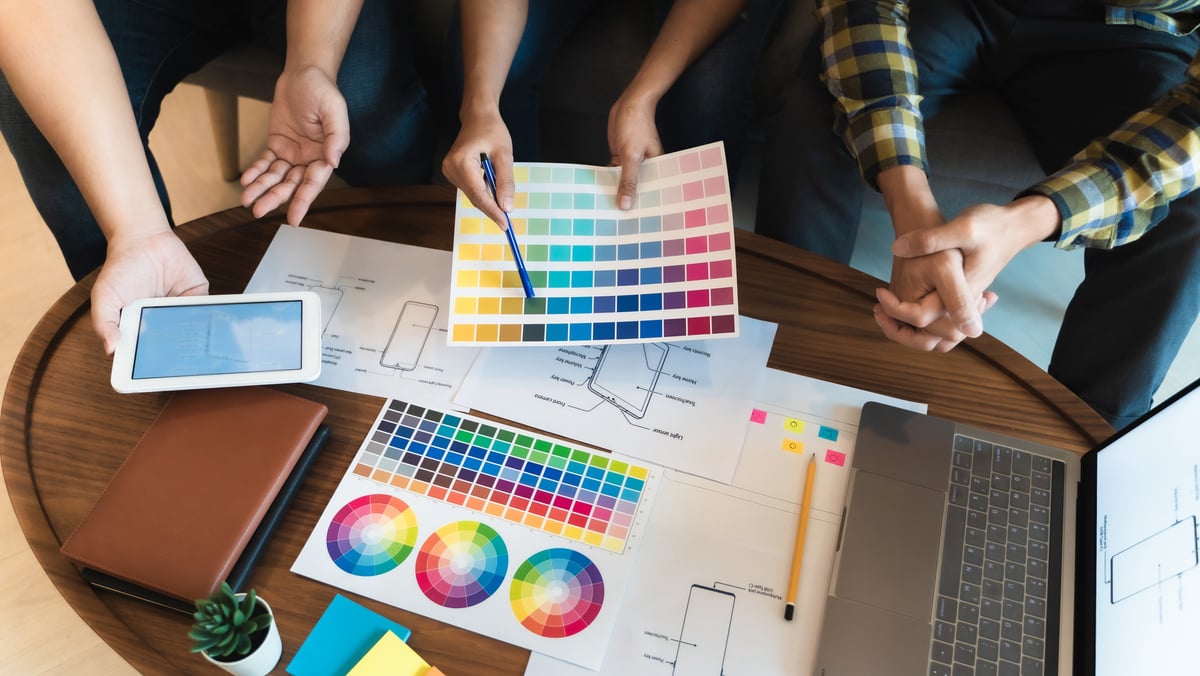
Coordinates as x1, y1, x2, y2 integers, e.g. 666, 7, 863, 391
929, 434, 1065, 676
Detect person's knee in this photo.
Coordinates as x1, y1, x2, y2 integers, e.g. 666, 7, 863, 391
338, 78, 437, 186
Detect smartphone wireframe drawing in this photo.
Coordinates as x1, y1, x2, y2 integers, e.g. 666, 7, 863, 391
381, 301, 439, 371
673, 584, 736, 675
1110, 516, 1199, 603
586, 343, 669, 419
307, 285, 343, 333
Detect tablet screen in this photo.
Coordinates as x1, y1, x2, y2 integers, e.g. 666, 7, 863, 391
132, 299, 306, 379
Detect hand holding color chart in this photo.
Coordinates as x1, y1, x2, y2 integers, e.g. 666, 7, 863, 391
449, 142, 739, 345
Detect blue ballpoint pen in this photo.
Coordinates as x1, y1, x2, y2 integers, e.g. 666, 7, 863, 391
480, 153, 535, 298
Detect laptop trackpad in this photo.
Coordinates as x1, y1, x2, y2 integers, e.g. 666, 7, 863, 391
835, 470, 945, 619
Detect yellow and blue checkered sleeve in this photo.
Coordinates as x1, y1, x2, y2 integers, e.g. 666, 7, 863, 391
1025, 53, 1200, 250
818, 0, 926, 189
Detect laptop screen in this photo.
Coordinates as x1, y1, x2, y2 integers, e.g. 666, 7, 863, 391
1090, 379, 1200, 673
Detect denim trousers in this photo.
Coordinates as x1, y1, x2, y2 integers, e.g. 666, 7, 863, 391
444, 0, 783, 188
0, 0, 436, 281
754, 0, 1200, 429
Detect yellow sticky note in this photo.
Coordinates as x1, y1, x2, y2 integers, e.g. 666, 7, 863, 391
347, 630, 431, 676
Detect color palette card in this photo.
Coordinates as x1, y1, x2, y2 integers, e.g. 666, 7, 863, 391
292, 399, 663, 670
448, 142, 739, 346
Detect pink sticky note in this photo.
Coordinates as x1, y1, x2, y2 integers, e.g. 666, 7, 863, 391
824, 449, 847, 467
749, 409, 768, 424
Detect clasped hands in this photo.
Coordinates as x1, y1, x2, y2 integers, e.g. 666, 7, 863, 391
872, 195, 1060, 353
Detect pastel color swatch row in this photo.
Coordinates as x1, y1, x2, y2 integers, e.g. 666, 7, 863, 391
351, 400, 652, 553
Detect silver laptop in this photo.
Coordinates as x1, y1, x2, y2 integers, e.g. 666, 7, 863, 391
815, 379, 1200, 675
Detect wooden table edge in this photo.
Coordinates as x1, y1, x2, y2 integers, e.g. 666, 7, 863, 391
0, 184, 1114, 673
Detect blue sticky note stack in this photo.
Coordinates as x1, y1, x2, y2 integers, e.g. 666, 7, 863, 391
287, 594, 413, 676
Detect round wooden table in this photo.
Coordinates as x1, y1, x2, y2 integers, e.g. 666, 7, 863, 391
0, 185, 1112, 674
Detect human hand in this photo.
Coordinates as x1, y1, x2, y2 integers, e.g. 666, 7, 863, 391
873, 287, 999, 352
91, 230, 209, 356
442, 111, 513, 230
873, 166, 988, 350
240, 65, 349, 226
607, 92, 663, 210
882, 196, 1061, 349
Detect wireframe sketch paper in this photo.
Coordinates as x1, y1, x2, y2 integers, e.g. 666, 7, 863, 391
525, 368, 926, 675
244, 226, 479, 408
453, 316, 777, 483
448, 142, 740, 346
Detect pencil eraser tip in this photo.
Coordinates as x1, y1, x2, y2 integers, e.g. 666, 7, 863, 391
784, 604, 795, 621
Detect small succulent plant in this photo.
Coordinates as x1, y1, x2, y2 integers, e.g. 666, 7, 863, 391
189, 582, 273, 660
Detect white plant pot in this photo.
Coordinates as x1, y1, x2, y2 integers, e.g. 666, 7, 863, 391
201, 595, 282, 676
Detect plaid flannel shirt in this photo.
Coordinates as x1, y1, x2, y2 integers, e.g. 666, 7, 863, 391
819, 0, 1200, 249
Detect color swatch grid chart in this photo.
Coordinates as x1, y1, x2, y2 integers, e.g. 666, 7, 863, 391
448, 141, 739, 345
292, 399, 662, 669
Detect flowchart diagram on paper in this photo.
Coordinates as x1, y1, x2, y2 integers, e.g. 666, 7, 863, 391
245, 225, 480, 408
454, 317, 776, 483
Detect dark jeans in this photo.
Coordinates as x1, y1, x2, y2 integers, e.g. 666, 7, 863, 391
0, 0, 435, 281
444, 0, 783, 187
756, 0, 1200, 429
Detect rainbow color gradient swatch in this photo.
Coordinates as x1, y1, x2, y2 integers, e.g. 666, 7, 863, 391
449, 142, 739, 345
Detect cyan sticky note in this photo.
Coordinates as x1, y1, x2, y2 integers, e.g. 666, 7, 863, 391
287, 594, 412, 676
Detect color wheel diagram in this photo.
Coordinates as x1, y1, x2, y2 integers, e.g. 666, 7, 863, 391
327, 493, 418, 576
511, 548, 605, 638
416, 521, 508, 609
294, 399, 663, 670
319, 493, 612, 646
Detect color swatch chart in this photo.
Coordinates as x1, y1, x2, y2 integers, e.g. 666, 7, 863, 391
448, 141, 740, 346
355, 399, 653, 553
292, 399, 661, 669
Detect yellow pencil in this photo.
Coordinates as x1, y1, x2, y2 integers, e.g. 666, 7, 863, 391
784, 454, 816, 621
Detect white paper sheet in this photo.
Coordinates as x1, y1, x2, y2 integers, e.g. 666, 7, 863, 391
291, 399, 664, 670
525, 368, 926, 675
244, 226, 480, 408
453, 317, 776, 483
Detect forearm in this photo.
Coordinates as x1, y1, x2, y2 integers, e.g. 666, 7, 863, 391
1025, 54, 1200, 250
458, 0, 528, 122
0, 0, 168, 241
620, 0, 746, 107
284, 0, 363, 77
818, 0, 926, 188
877, 165, 938, 237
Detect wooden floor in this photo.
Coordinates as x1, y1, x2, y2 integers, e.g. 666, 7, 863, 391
0, 85, 269, 674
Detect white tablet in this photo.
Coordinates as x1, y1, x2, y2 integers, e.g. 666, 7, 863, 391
110, 291, 323, 393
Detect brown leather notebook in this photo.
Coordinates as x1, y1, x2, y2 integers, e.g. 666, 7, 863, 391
61, 386, 328, 604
